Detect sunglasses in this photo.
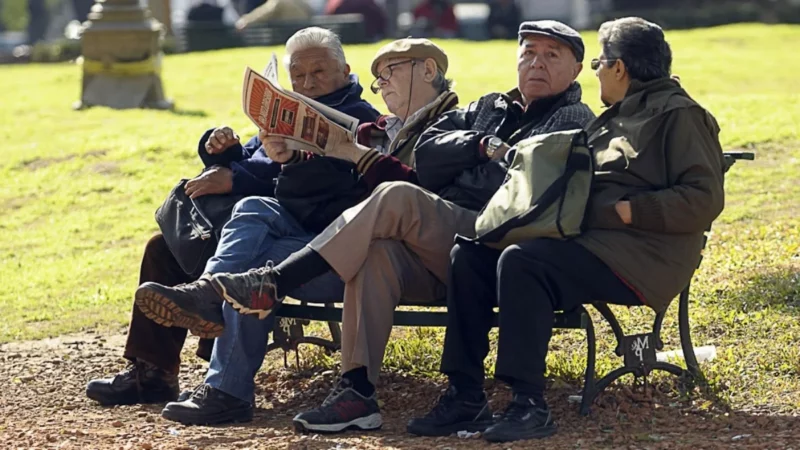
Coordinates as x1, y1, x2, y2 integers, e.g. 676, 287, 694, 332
590, 58, 618, 70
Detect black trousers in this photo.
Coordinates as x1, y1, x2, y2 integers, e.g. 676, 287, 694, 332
123, 234, 214, 373
440, 238, 642, 395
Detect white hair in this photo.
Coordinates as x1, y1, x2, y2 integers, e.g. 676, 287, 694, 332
284, 27, 347, 70
431, 69, 453, 93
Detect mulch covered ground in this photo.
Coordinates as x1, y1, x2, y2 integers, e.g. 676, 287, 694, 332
1, 331, 799, 449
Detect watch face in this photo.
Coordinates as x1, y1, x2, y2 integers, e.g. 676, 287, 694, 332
489, 137, 502, 151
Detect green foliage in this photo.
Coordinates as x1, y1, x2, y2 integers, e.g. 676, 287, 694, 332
1, 0, 30, 32
28, 38, 81, 62
0, 23, 799, 412
1, 0, 63, 32
599, 2, 800, 29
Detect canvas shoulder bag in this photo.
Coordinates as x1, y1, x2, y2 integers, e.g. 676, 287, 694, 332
473, 128, 594, 249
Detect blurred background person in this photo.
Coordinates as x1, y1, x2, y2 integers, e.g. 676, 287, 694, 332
235, 0, 312, 31
27, 0, 49, 45
412, 0, 458, 38
487, 0, 521, 40
325, 0, 387, 41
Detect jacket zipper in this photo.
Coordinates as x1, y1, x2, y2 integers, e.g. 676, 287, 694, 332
190, 198, 213, 240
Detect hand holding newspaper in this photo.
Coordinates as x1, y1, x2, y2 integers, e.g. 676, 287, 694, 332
242, 53, 360, 156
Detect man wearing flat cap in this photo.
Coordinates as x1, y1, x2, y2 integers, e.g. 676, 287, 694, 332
406, 20, 596, 439
131, 37, 460, 429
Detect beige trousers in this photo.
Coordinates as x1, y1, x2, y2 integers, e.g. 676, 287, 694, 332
308, 182, 478, 383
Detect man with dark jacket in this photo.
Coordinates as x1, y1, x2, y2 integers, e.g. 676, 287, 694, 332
133, 21, 594, 433
85, 27, 379, 409
409, 17, 726, 443
132, 37, 458, 426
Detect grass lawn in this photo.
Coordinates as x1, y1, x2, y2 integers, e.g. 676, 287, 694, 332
1, 23, 799, 413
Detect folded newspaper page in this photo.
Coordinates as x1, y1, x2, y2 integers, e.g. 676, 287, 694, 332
242, 54, 359, 155
262, 53, 359, 134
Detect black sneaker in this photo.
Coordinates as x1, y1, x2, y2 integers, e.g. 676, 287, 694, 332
407, 385, 493, 437
86, 360, 179, 406
176, 390, 192, 403
482, 394, 556, 443
135, 277, 225, 338
211, 262, 283, 320
161, 384, 254, 425
292, 378, 382, 433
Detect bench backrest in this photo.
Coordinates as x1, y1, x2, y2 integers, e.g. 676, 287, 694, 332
173, 14, 367, 53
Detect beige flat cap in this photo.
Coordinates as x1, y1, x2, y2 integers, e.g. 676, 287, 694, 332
370, 38, 449, 78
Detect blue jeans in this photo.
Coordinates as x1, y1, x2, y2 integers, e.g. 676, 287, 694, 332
204, 197, 344, 402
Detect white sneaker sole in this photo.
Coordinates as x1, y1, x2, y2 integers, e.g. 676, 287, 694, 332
293, 412, 383, 433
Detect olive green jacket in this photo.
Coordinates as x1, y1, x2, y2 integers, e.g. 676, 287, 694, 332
577, 78, 726, 312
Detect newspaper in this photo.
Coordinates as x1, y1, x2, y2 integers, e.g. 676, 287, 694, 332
263, 52, 279, 84
242, 53, 359, 155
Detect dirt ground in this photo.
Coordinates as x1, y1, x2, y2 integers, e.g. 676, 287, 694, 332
1, 331, 799, 450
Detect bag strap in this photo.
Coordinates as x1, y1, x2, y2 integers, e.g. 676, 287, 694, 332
477, 132, 590, 244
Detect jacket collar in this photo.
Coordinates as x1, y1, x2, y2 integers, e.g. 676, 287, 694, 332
625, 77, 681, 97
370, 91, 459, 132
507, 81, 584, 111
355, 91, 459, 155
314, 74, 366, 108
618, 77, 683, 116
587, 77, 688, 136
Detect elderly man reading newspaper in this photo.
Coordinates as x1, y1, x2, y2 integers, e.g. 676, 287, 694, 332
86, 27, 379, 412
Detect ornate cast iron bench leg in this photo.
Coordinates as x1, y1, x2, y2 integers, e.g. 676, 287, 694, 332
581, 299, 694, 414
580, 151, 752, 412
267, 302, 342, 368
679, 283, 705, 383
580, 310, 597, 416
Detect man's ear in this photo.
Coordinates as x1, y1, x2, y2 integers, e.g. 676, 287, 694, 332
573, 62, 583, 79
614, 59, 627, 81
343, 63, 351, 78
423, 58, 437, 82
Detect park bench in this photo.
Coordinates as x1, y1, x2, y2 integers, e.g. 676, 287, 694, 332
267, 151, 754, 415
172, 14, 367, 53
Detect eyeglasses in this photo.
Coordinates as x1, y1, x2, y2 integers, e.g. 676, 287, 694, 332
591, 58, 618, 70
370, 60, 417, 94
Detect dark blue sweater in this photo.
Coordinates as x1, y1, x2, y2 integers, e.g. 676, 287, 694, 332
197, 74, 380, 196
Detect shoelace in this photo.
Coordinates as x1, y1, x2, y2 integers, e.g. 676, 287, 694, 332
237, 261, 277, 300
424, 387, 460, 419
115, 363, 139, 384
180, 280, 202, 295
321, 380, 350, 407
259, 261, 276, 299
191, 383, 212, 400
115, 361, 147, 394
499, 398, 534, 423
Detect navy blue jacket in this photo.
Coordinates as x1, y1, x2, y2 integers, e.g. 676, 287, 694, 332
197, 74, 380, 196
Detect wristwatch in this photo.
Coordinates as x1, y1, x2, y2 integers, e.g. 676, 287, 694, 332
485, 136, 504, 159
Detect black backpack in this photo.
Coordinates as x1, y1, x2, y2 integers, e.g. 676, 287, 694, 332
155, 178, 245, 278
